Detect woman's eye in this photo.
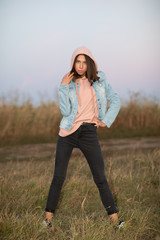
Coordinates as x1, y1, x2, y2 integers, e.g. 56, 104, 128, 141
76, 60, 87, 64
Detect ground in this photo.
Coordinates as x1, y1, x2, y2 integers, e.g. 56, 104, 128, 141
0, 137, 159, 161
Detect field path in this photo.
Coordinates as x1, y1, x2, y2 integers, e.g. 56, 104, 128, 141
0, 137, 160, 161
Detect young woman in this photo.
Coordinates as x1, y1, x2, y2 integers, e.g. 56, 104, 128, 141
43, 46, 125, 229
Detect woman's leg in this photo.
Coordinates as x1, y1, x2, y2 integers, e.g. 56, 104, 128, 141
79, 124, 118, 218
45, 136, 73, 220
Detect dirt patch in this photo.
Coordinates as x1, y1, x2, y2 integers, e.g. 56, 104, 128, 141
0, 137, 160, 162
100, 137, 160, 151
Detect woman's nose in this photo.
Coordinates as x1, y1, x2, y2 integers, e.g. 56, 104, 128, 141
79, 63, 83, 69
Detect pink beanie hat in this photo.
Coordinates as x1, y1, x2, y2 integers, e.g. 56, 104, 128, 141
71, 46, 98, 71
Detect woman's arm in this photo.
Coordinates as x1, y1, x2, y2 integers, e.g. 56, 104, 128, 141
101, 72, 121, 128
59, 84, 71, 116
58, 72, 74, 117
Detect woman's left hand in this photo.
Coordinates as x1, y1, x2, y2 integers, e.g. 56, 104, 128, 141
92, 117, 106, 128
95, 120, 106, 128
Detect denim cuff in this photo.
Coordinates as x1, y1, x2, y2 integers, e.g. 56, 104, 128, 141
107, 206, 119, 215
45, 208, 55, 213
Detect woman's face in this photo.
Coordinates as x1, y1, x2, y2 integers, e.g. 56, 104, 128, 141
75, 55, 87, 77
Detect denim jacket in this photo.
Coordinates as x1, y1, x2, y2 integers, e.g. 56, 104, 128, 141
59, 71, 120, 130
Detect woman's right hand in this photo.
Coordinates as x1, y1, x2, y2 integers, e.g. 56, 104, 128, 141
61, 72, 74, 85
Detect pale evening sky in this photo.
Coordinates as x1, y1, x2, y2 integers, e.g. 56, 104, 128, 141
0, 0, 160, 104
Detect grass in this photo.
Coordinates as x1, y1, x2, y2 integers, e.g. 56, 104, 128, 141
0, 147, 160, 239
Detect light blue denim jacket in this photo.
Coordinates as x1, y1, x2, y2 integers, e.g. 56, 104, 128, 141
59, 71, 120, 130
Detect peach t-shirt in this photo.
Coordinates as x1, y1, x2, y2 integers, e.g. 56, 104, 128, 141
59, 76, 98, 137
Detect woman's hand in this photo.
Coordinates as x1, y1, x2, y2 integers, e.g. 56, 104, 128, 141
61, 72, 74, 85
92, 117, 106, 128
95, 120, 106, 128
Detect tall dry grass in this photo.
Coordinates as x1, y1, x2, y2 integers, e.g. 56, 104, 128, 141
0, 92, 160, 146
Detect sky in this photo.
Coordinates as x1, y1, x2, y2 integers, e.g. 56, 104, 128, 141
0, 0, 160, 104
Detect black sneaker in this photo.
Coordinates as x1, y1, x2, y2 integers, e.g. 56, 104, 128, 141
42, 219, 52, 228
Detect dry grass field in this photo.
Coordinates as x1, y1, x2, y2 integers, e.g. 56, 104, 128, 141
0, 93, 160, 239
0, 139, 160, 240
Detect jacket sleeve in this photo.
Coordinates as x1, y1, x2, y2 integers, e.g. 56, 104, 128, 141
58, 84, 71, 117
101, 72, 121, 128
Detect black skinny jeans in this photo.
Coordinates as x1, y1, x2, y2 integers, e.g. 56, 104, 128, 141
45, 123, 118, 215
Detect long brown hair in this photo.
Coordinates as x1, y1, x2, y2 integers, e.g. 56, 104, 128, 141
70, 54, 99, 85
